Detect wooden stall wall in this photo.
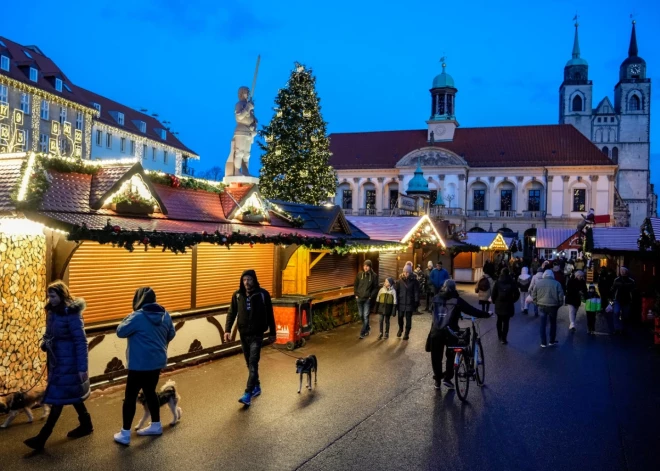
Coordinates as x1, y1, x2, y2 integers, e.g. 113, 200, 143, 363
308, 254, 357, 294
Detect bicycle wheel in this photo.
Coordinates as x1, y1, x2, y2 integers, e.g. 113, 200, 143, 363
475, 339, 485, 386
454, 353, 470, 402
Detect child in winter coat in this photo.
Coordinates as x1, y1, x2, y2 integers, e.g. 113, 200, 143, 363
517, 267, 532, 314
475, 273, 494, 313
584, 284, 602, 335
375, 277, 397, 339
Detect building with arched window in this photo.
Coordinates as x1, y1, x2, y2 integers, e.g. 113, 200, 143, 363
329, 61, 620, 234
559, 20, 655, 226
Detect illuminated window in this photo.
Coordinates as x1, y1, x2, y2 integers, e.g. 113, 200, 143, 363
365, 190, 376, 211
528, 190, 541, 211
473, 189, 485, 211
342, 189, 352, 209
40, 99, 49, 120
572, 189, 586, 212
500, 189, 513, 211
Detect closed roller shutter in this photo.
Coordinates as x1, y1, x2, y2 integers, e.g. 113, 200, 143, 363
377, 253, 399, 284
68, 242, 192, 324
308, 254, 357, 294
196, 244, 274, 308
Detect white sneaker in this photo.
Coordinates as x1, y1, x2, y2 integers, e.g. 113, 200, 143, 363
113, 429, 131, 445
136, 422, 163, 436
569, 323, 576, 331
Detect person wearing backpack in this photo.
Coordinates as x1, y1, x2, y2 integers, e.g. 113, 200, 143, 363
427, 280, 492, 389
475, 273, 494, 313
491, 268, 520, 345
517, 267, 532, 314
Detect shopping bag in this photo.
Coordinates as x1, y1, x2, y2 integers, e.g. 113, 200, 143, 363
525, 295, 533, 305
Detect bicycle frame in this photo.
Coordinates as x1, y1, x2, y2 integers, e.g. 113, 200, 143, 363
451, 317, 479, 369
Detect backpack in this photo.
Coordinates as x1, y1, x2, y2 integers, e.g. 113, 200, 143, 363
518, 277, 531, 291
477, 276, 490, 292
496, 281, 519, 303
432, 296, 459, 330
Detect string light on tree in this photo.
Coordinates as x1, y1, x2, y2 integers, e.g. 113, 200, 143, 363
258, 62, 336, 205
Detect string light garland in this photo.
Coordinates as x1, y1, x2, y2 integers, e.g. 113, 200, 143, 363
0, 75, 99, 115
258, 62, 336, 206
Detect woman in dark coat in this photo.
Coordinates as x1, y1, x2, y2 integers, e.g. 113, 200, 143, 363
565, 270, 588, 332
491, 268, 520, 345
24, 281, 91, 451
395, 265, 420, 340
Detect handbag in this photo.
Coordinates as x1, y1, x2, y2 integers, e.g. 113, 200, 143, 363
525, 295, 533, 305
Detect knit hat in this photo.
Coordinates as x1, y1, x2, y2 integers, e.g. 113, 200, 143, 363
386, 277, 395, 287
427, 261, 434, 269
403, 264, 413, 274
363, 260, 372, 267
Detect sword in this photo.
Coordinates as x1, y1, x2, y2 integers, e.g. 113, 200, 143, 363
249, 55, 260, 101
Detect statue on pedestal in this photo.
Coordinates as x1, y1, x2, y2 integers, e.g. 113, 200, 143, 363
225, 86, 257, 177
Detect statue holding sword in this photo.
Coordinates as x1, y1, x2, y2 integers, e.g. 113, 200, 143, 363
226, 56, 260, 177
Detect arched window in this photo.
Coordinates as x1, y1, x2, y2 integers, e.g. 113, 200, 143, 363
572, 95, 583, 112
595, 129, 603, 142
612, 147, 619, 164
602, 146, 609, 157
629, 95, 641, 111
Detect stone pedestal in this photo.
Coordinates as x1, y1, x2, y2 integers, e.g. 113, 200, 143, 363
223, 175, 259, 186
0, 232, 47, 394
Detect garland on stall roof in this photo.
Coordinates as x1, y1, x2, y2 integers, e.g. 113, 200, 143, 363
147, 172, 226, 193
67, 220, 350, 254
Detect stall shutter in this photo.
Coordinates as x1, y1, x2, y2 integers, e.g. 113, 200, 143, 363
377, 252, 399, 284
196, 244, 274, 308
307, 254, 357, 294
68, 242, 192, 324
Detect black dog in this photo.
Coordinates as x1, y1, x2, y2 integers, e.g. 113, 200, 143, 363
295, 355, 317, 393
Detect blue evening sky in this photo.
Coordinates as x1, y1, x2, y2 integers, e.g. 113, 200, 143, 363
4, 0, 658, 188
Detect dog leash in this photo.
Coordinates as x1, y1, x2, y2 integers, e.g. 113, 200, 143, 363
269, 344, 303, 360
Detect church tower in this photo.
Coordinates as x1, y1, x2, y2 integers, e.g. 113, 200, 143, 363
613, 20, 651, 226
559, 21, 593, 138
427, 61, 459, 142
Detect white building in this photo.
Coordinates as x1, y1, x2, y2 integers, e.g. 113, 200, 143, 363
559, 21, 654, 226
76, 88, 198, 175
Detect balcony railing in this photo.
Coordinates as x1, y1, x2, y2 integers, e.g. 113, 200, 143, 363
467, 210, 489, 217
357, 208, 377, 216
342, 208, 354, 215
430, 207, 464, 217
522, 210, 546, 219
182, 166, 194, 176
497, 210, 516, 218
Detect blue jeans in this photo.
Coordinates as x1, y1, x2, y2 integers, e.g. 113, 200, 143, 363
613, 302, 631, 332
539, 305, 559, 345
357, 299, 371, 335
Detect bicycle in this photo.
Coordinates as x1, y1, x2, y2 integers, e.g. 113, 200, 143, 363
447, 316, 485, 402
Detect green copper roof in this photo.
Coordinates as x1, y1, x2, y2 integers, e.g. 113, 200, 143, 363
566, 23, 588, 67
432, 63, 455, 89
434, 190, 445, 206
406, 159, 430, 196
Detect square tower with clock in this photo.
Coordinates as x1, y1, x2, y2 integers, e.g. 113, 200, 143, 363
427, 62, 459, 142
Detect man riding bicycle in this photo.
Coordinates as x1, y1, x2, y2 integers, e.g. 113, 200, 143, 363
426, 279, 492, 390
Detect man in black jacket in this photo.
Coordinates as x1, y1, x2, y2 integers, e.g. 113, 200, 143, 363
354, 260, 379, 339
224, 269, 276, 407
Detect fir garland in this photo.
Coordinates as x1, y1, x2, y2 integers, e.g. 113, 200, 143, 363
67, 220, 352, 254
146, 172, 226, 193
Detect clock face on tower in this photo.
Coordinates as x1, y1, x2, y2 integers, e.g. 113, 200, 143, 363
629, 64, 642, 76
434, 125, 446, 137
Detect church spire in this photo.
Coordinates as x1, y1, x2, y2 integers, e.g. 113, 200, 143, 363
628, 20, 638, 57
572, 21, 581, 59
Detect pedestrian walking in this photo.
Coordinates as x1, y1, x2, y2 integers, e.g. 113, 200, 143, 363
354, 260, 379, 339
427, 280, 492, 389
224, 270, 276, 406
533, 269, 565, 348
553, 263, 566, 289
415, 264, 428, 309
483, 259, 496, 279
597, 267, 614, 315
491, 268, 520, 345
475, 272, 494, 313
565, 270, 588, 332
584, 284, 602, 335
528, 267, 544, 316
395, 264, 420, 340
423, 261, 435, 311
113, 287, 176, 445
517, 267, 532, 314
24, 281, 92, 451
611, 267, 636, 335
374, 277, 397, 339
430, 261, 450, 294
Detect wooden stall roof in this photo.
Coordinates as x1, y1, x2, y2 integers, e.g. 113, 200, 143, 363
345, 215, 446, 246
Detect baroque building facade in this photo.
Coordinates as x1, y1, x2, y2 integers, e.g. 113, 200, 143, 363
559, 21, 654, 226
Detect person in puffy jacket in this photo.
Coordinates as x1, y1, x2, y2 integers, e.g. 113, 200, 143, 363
517, 267, 532, 314
224, 270, 276, 407
374, 277, 397, 339
428, 280, 492, 389
491, 268, 520, 345
475, 273, 494, 313
528, 267, 545, 316
24, 281, 91, 451
430, 261, 450, 293
395, 265, 420, 340
113, 287, 175, 445
533, 270, 565, 347
565, 270, 587, 332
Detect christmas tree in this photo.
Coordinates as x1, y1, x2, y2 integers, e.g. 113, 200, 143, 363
258, 63, 336, 205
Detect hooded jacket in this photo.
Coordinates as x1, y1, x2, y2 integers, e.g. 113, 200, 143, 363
611, 275, 636, 305
565, 275, 588, 307
529, 269, 544, 294
475, 274, 494, 302
117, 287, 176, 371
517, 267, 532, 292
374, 279, 397, 316
225, 270, 276, 337
491, 272, 521, 317
532, 270, 565, 307
354, 269, 379, 301
42, 299, 90, 406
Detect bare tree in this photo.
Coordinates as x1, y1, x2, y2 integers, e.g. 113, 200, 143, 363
199, 166, 224, 181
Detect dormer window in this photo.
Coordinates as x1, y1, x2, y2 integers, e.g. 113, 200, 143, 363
159, 129, 166, 139
0, 55, 9, 72
23, 50, 32, 59
92, 102, 101, 113
117, 112, 124, 126
29, 67, 38, 82
64, 83, 72, 92
55, 78, 62, 92
134, 120, 146, 133
0, 40, 6, 47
